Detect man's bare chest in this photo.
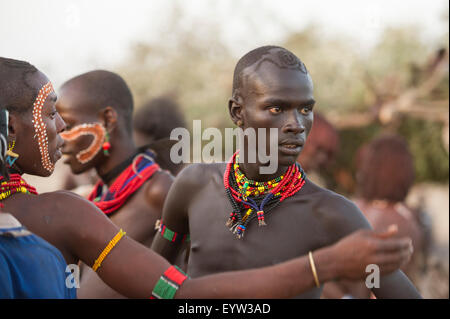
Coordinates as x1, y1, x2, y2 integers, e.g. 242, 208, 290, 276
187, 184, 330, 276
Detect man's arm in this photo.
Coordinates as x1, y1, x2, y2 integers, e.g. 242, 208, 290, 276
58, 191, 413, 298
151, 164, 199, 264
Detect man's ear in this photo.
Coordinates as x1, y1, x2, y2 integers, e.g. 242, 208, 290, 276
228, 93, 244, 127
7, 112, 19, 142
99, 106, 118, 132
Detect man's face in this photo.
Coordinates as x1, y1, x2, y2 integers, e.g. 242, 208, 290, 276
239, 60, 315, 167
56, 85, 105, 174
13, 71, 65, 176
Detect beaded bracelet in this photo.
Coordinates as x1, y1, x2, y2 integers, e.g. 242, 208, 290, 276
92, 229, 126, 272
155, 220, 190, 244
151, 265, 189, 299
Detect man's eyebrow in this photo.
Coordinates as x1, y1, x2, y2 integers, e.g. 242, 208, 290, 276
262, 98, 316, 106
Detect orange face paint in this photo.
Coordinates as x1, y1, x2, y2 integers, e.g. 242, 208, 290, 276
60, 123, 106, 164
31, 82, 55, 172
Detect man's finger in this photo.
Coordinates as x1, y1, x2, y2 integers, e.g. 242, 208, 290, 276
373, 224, 398, 239
375, 248, 412, 267
375, 237, 412, 252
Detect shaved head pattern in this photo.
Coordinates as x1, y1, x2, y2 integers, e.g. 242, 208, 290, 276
232, 45, 309, 96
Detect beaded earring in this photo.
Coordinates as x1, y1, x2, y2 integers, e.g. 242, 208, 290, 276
102, 131, 111, 156
5, 139, 19, 167
236, 120, 243, 127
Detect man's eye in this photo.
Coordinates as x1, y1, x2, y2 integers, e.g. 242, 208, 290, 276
269, 107, 282, 114
50, 111, 58, 119
300, 106, 312, 115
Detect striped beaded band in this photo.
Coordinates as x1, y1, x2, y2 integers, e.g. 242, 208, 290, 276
151, 265, 188, 299
31, 82, 55, 173
156, 220, 190, 244
60, 123, 106, 164
92, 229, 126, 272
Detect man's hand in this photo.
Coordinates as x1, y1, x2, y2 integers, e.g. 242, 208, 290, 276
329, 225, 413, 280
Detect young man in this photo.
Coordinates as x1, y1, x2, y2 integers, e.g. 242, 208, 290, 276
55, 70, 180, 298
151, 46, 421, 298
0, 56, 413, 299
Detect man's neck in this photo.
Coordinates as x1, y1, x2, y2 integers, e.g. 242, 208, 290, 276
96, 138, 137, 187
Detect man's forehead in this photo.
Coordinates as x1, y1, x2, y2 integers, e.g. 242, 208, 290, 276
242, 62, 313, 99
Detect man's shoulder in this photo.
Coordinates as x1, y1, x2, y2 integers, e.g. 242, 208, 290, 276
35, 190, 98, 216
174, 162, 226, 188
302, 179, 369, 228
141, 170, 174, 208
303, 179, 352, 206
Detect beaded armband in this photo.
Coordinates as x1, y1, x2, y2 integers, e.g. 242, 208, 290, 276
92, 229, 126, 272
155, 220, 190, 244
150, 265, 189, 299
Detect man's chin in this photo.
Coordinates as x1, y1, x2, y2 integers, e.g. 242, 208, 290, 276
278, 152, 301, 167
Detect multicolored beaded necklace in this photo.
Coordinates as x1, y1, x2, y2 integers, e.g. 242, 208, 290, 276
224, 151, 306, 239
0, 174, 38, 207
88, 150, 160, 215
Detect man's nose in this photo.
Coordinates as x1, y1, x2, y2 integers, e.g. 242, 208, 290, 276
283, 110, 305, 134
56, 113, 67, 133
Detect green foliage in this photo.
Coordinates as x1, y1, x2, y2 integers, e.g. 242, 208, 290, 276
398, 117, 449, 183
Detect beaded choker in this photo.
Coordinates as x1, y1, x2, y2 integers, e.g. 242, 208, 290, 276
224, 151, 306, 239
88, 150, 160, 215
0, 174, 38, 206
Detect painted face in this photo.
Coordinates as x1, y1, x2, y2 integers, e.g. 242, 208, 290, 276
56, 85, 107, 174
60, 123, 106, 164
12, 71, 66, 177
239, 54, 315, 168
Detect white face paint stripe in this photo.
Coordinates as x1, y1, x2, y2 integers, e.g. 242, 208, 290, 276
60, 123, 106, 164
31, 82, 54, 173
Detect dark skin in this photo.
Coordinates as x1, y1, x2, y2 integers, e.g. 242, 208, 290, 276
152, 49, 421, 298
56, 80, 176, 298
2, 67, 414, 299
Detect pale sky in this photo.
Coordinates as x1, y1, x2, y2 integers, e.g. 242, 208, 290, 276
0, 0, 448, 86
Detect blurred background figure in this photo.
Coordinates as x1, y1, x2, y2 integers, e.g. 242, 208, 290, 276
133, 96, 187, 176
297, 112, 339, 188
322, 134, 439, 299
354, 135, 429, 281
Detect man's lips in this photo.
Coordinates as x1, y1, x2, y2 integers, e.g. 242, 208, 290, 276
279, 140, 304, 148
279, 140, 304, 155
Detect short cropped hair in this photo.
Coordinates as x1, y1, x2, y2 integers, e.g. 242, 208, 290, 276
61, 70, 134, 133
0, 57, 39, 114
232, 45, 308, 96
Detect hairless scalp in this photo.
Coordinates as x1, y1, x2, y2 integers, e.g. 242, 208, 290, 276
60, 70, 134, 133
232, 45, 309, 97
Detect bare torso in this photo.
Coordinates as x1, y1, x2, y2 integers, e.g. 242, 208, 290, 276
181, 163, 371, 298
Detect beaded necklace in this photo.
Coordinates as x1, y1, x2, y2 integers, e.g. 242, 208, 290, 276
224, 151, 306, 239
0, 174, 38, 206
88, 150, 160, 215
